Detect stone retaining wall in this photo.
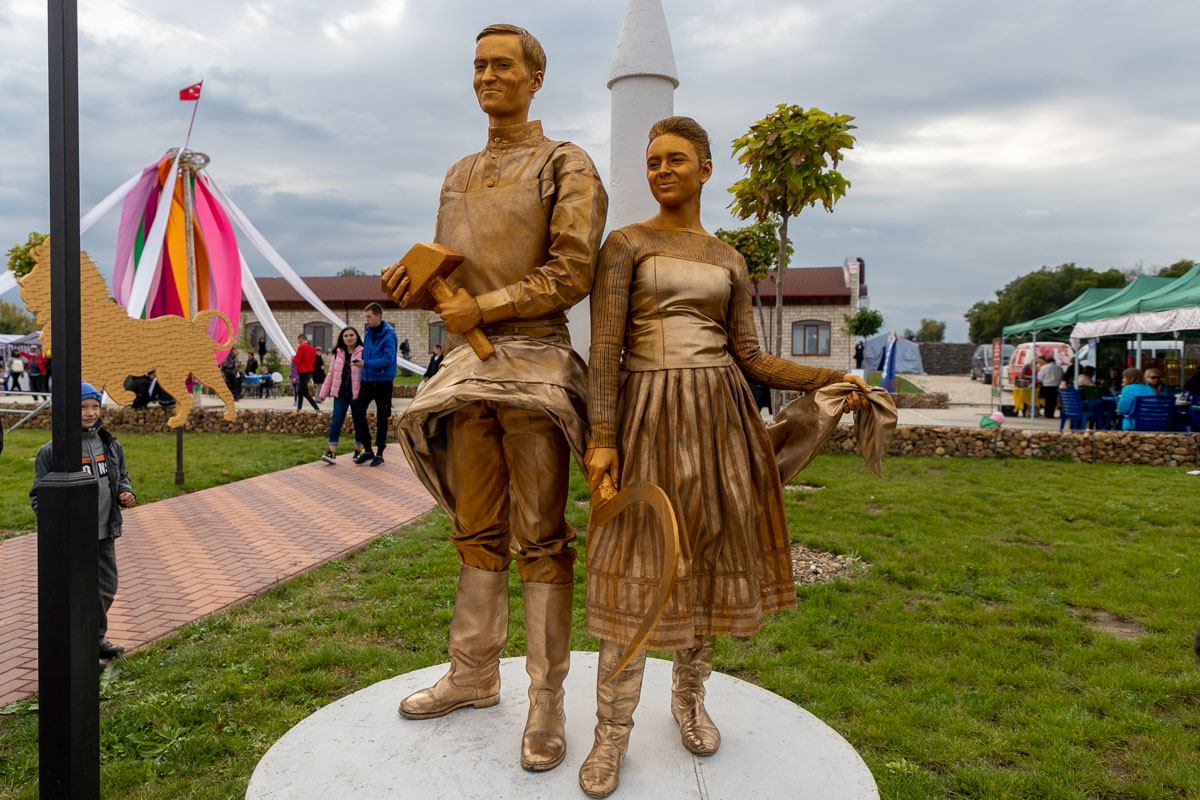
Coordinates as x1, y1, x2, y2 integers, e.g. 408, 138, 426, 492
9, 406, 1197, 466
918, 342, 976, 374
893, 392, 949, 409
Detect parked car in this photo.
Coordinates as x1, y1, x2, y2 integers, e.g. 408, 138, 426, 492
971, 343, 1015, 382
1005, 341, 1074, 386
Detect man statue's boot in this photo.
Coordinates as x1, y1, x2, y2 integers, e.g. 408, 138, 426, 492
520, 582, 572, 771
398, 564, 508, 719
670, 635, 720, 755
578, 640, 646, 798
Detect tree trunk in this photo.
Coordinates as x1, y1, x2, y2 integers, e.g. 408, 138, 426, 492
753, 282, 769, 352
772, 215, 789, 413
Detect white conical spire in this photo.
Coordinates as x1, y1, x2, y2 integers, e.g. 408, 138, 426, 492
608, 0, 679, 89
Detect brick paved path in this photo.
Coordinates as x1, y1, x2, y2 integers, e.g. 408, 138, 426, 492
0, 457, 435, 707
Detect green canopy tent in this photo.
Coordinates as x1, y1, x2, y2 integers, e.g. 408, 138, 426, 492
1001, 287, 1120, 337
1072, 263, 1200, 344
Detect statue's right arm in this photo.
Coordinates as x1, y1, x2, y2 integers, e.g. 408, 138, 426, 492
587, 231, 635, 453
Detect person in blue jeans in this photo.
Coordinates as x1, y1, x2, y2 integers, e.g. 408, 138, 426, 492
352, 302, 397, 466
1116, 367, 1157, 430
318, 326, 365, 464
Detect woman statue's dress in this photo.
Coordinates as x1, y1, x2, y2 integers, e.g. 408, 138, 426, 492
587, 223, 847, 650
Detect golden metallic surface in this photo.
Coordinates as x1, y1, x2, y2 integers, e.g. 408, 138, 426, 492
387, 242, 495, 361
578, 639, 647, 799
622, 256, 733, 371
398, 565, 507, 720
769, 383, 898, 481
520, 582, 572, 771
588, 480, 680, 684
19, 240, 237, 428
671, 635, 720, 755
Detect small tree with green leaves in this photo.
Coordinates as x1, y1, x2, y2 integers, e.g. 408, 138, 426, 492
0, 300, 36, 335
914, 318, 946, 342
6, 232, 48, 279
729, 105, 856, 379
715, 220, 792, 345
336, 266, 367, 277
844, 308, 883, 340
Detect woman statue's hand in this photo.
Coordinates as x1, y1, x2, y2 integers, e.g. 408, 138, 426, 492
584, 447, 620, 494
843, 373, 871, 411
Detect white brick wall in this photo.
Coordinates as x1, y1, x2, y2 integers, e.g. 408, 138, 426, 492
238, 307, 439, 364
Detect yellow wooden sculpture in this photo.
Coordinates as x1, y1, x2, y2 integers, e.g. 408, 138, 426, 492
19, 239, 237, 427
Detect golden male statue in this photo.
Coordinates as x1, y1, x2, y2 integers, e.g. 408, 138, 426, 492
382, 24, 607, 772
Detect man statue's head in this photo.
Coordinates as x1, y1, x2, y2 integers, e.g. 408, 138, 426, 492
474, 24, 545, 127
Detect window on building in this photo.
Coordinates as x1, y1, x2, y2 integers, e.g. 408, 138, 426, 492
245, 322, 267, 353
429, 321, 446, 353
303, 322, 333, 352
791, 320, 831, 356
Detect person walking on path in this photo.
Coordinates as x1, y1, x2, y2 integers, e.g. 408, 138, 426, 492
313, 346, 327, 387
424, 344, 444, 380
318, 327, 365, 464
352, 302, 396, 466
400, 338, 411, 361
382, 23, 608, 774
854, 341, 864, 370
1036, 355, 1063, 419
27, 346, 48, 398
6, 351, 26, 392
291, 334, 321, 412
257, 335, 268, 363
30, 382, 136, 670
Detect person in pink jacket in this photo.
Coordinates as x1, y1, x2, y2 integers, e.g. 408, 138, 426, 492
319, 327, 365, 464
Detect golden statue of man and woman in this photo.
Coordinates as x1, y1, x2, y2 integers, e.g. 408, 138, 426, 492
382, 23, 886, 798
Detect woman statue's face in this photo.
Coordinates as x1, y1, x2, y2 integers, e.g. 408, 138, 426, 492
645, 133, 712, 208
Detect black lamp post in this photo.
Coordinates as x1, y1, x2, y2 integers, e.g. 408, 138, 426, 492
40, 0, 101, 796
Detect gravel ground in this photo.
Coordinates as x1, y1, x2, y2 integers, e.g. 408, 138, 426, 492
790, 543, 872, 585
901, 373, 1001, 405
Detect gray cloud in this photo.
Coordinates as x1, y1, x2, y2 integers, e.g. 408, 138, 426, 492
3, 0, 1198, 344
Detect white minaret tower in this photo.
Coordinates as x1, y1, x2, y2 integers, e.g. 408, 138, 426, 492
607, 0, 679, 228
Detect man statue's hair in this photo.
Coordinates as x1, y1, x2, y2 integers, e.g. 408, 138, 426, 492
365, 301, 383, 315
476, 24, 546, 76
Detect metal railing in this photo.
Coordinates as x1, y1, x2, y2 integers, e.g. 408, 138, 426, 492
0, 390, 52, 432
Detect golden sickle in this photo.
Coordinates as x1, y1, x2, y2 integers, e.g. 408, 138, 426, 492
587, 474, 681, 685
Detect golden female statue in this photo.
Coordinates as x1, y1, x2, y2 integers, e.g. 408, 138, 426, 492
578, 116, 871, 797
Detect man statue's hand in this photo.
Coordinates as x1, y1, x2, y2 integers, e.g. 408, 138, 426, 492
843, 373, 871, 412
381, 262, 411, 305
584, 447, 620, 494
436, 288, 483, 334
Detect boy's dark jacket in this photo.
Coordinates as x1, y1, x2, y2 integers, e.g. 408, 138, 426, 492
30, 423, 134, 539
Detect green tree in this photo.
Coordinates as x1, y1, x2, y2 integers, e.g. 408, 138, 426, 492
1157, 259, 1195, 278
715, 220, 793, 342
844, 308, 883, 339
0, 300, 36, 334
5, 232, 48, 279
914, 318, 945, 342
336, 266, 367, 277
729, 105, 856, 378
964, 263, 1127, 343
902, 328, 915, 340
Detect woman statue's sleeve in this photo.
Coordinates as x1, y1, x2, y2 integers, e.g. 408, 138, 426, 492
588, 231, 637, 449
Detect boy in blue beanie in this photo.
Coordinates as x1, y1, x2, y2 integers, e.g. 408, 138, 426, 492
31, 382, 136, 669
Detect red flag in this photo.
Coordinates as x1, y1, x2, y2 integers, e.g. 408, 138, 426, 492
179, 82, 202, 101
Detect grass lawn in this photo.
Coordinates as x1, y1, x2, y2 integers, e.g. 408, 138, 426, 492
2, 455, 1198, 798
0, 429, 328, 541
867, 370, 924, 394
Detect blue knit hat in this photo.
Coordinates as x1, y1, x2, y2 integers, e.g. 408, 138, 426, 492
81, 382, 102, 403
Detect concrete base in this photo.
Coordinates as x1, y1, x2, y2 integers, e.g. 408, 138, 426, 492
247, 652, 878, 800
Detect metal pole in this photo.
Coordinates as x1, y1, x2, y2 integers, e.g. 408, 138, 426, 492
182, 161, 198, 320
42, 0, 101, 796
175, 427, 185, 485
1135, 333, 1143, 370
1030, 332, 1038, 420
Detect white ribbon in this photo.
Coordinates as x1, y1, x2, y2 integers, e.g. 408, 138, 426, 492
81, 167, 144, 234
205, 173, 347, 331
125, 149, 183, 319
239, 252, 296, 360
0, 270, 17, 296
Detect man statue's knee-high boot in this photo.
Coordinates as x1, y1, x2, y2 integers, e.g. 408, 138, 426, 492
398, 564, 508, 719
670, 635, 720, 755
578, 640, 646, 798
520, 582, 572, 771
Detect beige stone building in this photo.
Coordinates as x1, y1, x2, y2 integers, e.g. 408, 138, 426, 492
751, 257, 868, 372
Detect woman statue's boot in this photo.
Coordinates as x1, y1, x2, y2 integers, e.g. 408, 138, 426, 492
520, 582, 573, 771
670, 635, 720, 755
578, 640, 646, 798
398, 564, 508, 719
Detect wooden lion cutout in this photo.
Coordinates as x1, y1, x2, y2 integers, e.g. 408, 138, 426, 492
19, 239, 238, 428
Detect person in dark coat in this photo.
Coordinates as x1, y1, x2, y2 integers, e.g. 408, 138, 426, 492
854, 341, 864, 369
424, 344, 444, 379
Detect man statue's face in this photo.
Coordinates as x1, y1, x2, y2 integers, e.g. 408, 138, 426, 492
473, 34, 542, 121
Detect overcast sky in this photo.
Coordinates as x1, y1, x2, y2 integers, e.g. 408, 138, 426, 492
2, 0, 1198, 341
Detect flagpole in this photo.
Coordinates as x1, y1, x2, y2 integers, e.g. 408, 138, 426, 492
182, 80, 202, 153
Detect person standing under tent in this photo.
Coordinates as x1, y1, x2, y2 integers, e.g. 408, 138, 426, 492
291, 334, 321, 412
382, 23, 607, 774
1036, 355, 1063, 419
352, 302, 396, 467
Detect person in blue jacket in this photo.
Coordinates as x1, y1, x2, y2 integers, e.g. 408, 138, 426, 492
1116, 367, 1157, 430
352, 301, 397, 466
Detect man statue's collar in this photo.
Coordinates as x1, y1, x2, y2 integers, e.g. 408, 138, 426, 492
486, 120, 544, 149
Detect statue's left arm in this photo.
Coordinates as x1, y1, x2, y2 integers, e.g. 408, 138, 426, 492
473, 146, 610, 324
727, 258, 845, 391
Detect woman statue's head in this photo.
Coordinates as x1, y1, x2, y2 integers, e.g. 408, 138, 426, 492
646, 116, 713, 208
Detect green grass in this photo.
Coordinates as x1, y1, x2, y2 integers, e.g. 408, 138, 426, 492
2, 456, 1198, 798
867, 371, 924, 394
394, 373, 422, 385
0, 429, 331, 541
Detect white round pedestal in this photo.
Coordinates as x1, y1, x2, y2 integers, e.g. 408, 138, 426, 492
247, 652, 878, 799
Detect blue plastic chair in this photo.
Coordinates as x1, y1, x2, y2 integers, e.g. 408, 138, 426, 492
1056, 387, 1094, 431
1129, 395, 1176, 432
